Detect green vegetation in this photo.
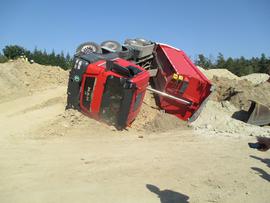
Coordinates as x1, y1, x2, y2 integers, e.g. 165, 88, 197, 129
1, 45, 73, 70
3, 45, 26, 60
195, 53, 270, 76
1, 45, 269, 76
0, 53, 8, 63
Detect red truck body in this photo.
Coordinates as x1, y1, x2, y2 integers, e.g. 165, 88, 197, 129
153, 44, 212, 120
67, 38, 212, 129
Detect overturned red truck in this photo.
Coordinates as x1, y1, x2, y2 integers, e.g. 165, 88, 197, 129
66, 39, 212, 129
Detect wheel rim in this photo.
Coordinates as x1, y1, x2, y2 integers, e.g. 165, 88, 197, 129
81, 45, 97, 54
103, 42, 118, 50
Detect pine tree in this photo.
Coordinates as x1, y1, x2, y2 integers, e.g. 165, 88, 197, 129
216, 53, 226, 69
195, 54, 212, 69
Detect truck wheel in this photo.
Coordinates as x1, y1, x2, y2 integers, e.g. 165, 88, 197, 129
101, 40, 121, 52
124, 39, 138, 45
76, 42, 102, 54
135, 38, 152, 45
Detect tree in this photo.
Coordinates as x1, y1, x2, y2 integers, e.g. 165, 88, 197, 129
65, 53, 73, 70
3, 45, 26, 59
258, 53, 270, 73
216, 53, 226, 69
195, 54, 212, 69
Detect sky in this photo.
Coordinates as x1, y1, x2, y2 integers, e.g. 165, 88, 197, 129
0, 0, 269, 59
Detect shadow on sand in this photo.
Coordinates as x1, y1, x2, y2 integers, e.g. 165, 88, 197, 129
251, 167, 270, 182
146, 184, 189, 203
250, 155, 270, 167
250, 155, 270, 182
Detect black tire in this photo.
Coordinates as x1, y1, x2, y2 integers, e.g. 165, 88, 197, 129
76, 42, 102, 54
101, 40, 121, 52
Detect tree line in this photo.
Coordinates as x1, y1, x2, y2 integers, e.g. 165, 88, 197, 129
0, 45, 73, 70
0, 45, 270, 76
195, 53, 270, 76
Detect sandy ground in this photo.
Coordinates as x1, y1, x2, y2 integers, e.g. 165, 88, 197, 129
0, 84, 269, 203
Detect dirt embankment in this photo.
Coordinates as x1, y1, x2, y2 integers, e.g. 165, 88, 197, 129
198, 66, 270, 84
211, 76, 270, 110
0, 59, 68, 103
191, 67, 270, 137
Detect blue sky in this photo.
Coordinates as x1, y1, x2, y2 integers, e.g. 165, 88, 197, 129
1, 0, 269, 59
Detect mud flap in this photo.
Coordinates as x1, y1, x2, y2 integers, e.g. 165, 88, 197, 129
247, 100, 270, 126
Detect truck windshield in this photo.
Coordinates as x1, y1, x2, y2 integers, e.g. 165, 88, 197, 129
100, 76, 124, 125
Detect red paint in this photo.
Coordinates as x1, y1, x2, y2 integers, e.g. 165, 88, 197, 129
79, 58, 150, 127
153, 44, 212, 120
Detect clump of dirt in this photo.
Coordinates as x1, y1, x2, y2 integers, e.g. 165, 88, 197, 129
0, 59, 68, 103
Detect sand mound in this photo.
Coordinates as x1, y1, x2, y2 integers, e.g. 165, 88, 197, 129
0, 59, 68, 103
198, 66, 269, 86
202, 69, 239, 80
143, 112, 188, 132
199, 67, 270, 110
211, 77, 270, 110
240, 73, 270, 85
191, 100, 270, 137
192, 67, 270, 136
131, 91, 160, 130
131, 91, 188, 132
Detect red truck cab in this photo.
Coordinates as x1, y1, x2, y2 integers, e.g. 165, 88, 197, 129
67, 55, 149, 129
